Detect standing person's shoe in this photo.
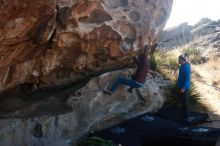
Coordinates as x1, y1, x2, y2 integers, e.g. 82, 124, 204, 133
103, 90, 112, 96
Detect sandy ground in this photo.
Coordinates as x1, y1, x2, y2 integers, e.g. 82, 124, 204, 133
192, 57, 220, 128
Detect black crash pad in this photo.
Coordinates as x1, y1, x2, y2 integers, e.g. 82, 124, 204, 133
123, 113, 184, 138
92, 122, 145, 146
177, 126, 220, 137
157, 108, 209, 125
91, 110, 219, 146
92, 113, 184, 146
142, 134, 220, 146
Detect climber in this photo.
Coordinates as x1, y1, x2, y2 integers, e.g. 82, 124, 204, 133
103, 43, 158, 95
177, 53, 191, 123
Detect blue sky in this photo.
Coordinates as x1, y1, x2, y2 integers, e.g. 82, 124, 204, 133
165, 0, 220, 28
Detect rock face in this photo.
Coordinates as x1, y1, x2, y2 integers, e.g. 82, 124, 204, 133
0, 0, 173, 145
159, 18, 220, 52
0, 0, 173, 92
0, 69, 169, 146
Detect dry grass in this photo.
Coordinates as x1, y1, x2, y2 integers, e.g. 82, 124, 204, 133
193, 56, 220, 87
183, 47, 205, 64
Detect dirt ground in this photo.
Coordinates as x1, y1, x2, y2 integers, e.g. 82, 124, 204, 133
192, 57, 220, 128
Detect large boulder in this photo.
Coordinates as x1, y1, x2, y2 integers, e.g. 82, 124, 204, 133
0, 69, 169, 146
0, 1, 173, 145
0, 0, 173, 92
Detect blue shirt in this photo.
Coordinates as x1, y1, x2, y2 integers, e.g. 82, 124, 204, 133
178, 62, 191, 89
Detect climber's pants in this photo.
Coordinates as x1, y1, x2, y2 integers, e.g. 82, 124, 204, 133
110, 77, 143, 92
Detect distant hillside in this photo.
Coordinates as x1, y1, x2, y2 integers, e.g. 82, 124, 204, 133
159, 18, 220, 53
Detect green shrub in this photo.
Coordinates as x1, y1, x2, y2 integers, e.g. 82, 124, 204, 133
183, 47, 203, 64
165, 56, 180, 70
78, 136, 114, 146
164, 81, 201, 109
150, 55, 157, 71
158, 56, 180, 79
149, 51, 166, 71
